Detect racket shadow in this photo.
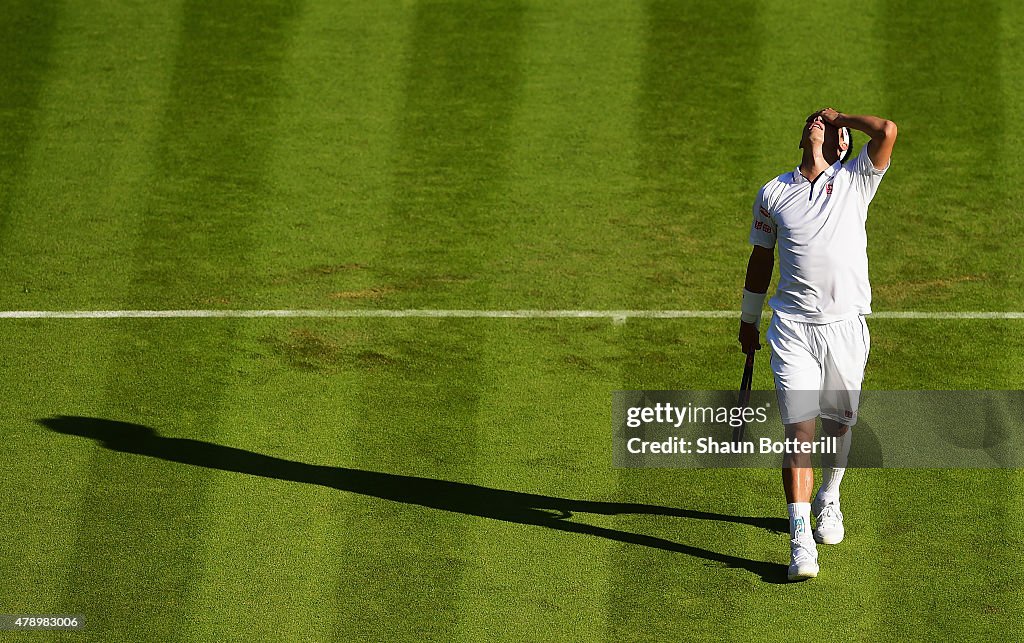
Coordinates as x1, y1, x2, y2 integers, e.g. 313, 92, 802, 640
39, 415, 790, 583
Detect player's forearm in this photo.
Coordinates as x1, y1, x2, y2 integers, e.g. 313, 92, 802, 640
739, 247, 773, 350
834, 113, 897, 142
744, 246, 774, 294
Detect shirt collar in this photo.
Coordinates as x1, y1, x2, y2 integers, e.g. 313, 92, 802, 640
792, 160, 842, 184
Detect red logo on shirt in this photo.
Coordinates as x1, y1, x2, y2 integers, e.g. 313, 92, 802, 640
754, 220, 773, 233
759, 206, 771, 218
826, 183, 833, 195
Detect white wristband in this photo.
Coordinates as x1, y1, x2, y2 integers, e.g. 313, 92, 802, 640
740, 289, 767, 324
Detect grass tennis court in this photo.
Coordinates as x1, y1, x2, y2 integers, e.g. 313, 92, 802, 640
2, 0, 1023, 640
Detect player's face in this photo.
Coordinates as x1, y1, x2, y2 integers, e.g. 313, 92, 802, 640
800, 113, 845, 162
801, 114, 827, 147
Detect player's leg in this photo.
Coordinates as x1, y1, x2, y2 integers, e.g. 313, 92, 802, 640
767, 314, 822, 580
783, 417, 819, 578
813, 418, 851, 543
813, 315, 870, 544
783, 418, 818, 504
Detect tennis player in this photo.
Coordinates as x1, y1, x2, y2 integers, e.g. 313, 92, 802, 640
739, 108, 897, 580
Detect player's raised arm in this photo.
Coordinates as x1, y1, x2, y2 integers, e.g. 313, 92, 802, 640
819, 108, 897, 171
738, 244, 774, 354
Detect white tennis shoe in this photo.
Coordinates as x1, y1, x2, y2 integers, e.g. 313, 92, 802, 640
788, 537, 819, 581
813, 500, 845, 545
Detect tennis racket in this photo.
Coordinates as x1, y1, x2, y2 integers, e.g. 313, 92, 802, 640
734, 350, 755, 444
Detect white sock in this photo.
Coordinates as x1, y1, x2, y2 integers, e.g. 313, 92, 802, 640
816, 428, 852, 507
788, 502, 812, 541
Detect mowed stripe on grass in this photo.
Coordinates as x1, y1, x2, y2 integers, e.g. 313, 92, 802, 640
61, 2, 302, 641
0, 0, 181, 620
326, 2, 528, 640
1003, 0, 1024, 622
612, 0, 764, 638
455, 3, 645, 638
187, 2, 410, 642
0, 0, 59, 246
876, 1, 1022, 637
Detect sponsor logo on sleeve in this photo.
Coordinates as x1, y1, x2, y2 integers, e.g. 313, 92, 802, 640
755, 206, 774, 234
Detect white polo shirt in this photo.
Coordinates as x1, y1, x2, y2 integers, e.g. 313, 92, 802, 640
749, 145, 888, 324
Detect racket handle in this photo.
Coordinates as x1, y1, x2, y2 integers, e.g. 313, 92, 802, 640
735, 351, 755, 443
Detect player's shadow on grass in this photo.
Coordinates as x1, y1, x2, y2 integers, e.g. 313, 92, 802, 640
39, 416, 790, 583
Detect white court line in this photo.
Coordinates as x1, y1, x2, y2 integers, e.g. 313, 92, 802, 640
0, 309, 1022, 320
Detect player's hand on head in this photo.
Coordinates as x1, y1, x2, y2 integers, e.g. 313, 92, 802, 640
738, 321, 762, 353
819, 107, 842, 125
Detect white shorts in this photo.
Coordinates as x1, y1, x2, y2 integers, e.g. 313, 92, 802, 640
767, 313, 870, 426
